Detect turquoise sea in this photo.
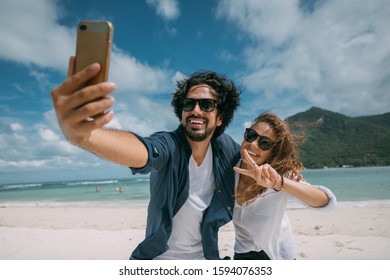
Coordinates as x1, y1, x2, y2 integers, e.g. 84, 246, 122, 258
0, 166, 389, 207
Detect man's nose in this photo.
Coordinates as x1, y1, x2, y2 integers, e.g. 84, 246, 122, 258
192, 102, 202, 113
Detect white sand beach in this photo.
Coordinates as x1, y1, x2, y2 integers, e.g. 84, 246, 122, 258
0, 202, 389, 260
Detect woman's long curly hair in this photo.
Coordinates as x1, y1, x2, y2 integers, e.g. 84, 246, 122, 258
238, 112, 309, 204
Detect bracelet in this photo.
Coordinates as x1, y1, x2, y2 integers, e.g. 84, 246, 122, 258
273, 175, 281, 192
273, 175, 285, 192
280, 175, 285, 191
272, 175, 279, 189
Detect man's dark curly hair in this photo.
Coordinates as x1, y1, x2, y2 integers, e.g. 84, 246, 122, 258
171, 71, 242, 138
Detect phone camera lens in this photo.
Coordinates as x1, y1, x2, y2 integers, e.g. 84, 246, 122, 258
80, 25, 87, 31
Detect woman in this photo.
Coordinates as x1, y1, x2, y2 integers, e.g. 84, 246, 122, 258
233, 112, 336, 260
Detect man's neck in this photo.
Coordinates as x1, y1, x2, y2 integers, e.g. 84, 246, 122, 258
187, 137, 212, 166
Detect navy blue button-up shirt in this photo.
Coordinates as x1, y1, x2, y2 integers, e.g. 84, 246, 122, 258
129, 125, 240, 259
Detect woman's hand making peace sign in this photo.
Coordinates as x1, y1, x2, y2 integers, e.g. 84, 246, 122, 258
233, 149, 281, 189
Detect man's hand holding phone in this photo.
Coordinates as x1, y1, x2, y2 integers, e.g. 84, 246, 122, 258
51, 56, 116, 146
51, 21, 115, 146
51, 21, 149, 168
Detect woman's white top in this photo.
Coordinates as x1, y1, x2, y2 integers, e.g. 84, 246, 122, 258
233, 161, 337, 259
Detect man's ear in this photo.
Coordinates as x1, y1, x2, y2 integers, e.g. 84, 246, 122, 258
216, 114, 223, 127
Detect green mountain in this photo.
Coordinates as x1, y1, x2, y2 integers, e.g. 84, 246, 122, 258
286, 107, 390, 168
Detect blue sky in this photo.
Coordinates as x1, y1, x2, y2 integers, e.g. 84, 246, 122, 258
0, 0, 389, 184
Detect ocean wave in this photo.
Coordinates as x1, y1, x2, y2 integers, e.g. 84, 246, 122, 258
135, 178, 150, 182
287, 199, 390, 210
335, 200, 390, 208
0, 183, 42, 190
66, 180, 119, 186
0, 200, 148, 208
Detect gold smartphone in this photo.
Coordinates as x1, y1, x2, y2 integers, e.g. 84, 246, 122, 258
75, 21, 114, 86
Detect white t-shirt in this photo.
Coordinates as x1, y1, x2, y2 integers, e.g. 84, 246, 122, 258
154, 144, 215, 260
233, 160, 337, 259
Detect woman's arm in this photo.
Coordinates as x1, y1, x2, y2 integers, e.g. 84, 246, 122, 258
273, 177, 331, 208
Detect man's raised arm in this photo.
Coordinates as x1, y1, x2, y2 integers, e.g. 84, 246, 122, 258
51, 56, 148, 168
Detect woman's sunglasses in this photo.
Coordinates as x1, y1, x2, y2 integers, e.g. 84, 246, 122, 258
182, 98, 218, 112
244, 128, 277, 151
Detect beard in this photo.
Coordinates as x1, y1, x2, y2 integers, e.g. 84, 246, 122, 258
183, 116, 216, 142
185, 126, 215, 141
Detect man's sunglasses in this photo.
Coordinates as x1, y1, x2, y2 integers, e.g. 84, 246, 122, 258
182, 98, 218, 112
244, 128, 277, 151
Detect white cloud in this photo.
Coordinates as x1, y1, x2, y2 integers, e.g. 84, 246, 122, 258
216, 0, 300, 45
39, 128, 60, 142
0, 0, 74, 70
0, 114, 94, 175
113, 96, 178, 136
29, 70, 54, 91
216, 0, 390, 116
171, 71, 186, 86
43, 110, 61, 133
0, 122, 37, 163
36, 126, 83, 155
109, 49, 172, 94
146, 0, 180, 21
0, 159, 47, 168
10, 122, 23, 132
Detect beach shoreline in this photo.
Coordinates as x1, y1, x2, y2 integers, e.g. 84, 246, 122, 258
1, 202, 389, 260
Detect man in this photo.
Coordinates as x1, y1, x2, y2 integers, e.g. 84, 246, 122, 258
51, 57, 242, 259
